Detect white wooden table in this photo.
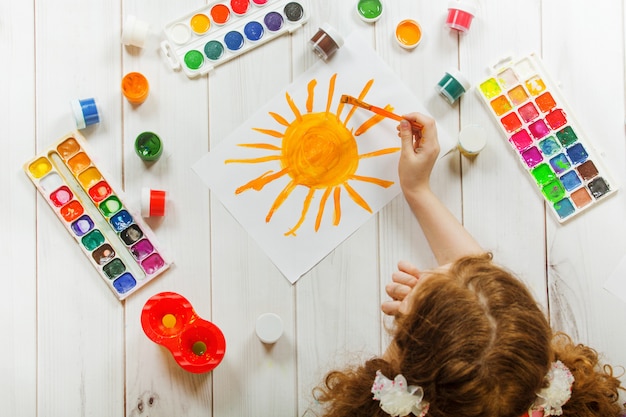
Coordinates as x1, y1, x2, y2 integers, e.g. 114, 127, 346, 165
3, 1, 626, 415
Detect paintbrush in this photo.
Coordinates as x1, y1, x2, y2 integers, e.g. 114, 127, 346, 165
340, 95, 423, 132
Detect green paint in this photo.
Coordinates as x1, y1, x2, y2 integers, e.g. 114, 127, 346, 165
82, 230, 105, 251
204, 40, 224, 61
531, 163, 555, 186
103, 258, 126, 279
184, 50, 204, 70
357, 0, 383, 20
556, 126, 577, 147
192, 341, 207, 356
542, 180, 566, 203
99, 196, 122, 217
479, 78, 501, 98
135, 132, 163, 162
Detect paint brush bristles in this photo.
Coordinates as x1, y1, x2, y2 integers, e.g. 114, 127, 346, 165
339, 95, 423, 132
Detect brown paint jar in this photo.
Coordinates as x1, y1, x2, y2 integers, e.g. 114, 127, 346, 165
309, 24, 344, 61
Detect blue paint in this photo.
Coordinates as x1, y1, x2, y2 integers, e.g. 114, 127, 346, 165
264, 11, 284, 31
110, 210, 134, 232
244, 21, 264, 41
549, 153, 571, 174
566, 143, 588, 165
554, 198, 575, 219
71, 97, 100, 129
560, 170, 582, 192
224, 31, 244, 51
113, 272, 136, 294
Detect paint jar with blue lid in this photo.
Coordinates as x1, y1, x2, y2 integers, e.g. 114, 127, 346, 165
71, 98, 100, 129
435, 70, 471, 104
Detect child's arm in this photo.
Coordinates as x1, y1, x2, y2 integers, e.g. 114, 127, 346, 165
398, 114, 485, 266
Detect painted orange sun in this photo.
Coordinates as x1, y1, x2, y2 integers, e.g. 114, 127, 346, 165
225, 73, 400, 236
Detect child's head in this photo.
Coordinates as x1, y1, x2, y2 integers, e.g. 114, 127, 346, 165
314, 255, 623, 417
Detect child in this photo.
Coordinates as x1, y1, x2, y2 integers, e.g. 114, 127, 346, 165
313, 114, 624, 417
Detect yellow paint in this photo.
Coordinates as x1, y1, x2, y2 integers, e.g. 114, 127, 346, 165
190, 13, 211, 34
28, 157, 52, 178
507, 85, 528, 106
162, 314, 177, 328
525, 76, 546, 96
225, 74, 399, 235
396, 20, 421, 47
77, 167, 103, 189
67, 152, 91, 174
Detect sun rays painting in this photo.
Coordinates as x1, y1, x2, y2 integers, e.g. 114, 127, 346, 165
193, 34, 455, 283
225, 74, 400, 237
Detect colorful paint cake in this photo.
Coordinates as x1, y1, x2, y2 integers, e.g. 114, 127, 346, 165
477, 54, 617, 222
161, 0, 309, 78
24, 133, 171, 300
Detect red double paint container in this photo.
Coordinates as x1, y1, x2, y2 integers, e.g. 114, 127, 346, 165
446, 0, 478, 33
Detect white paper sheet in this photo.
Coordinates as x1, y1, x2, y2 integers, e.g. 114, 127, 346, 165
193, 33, 455, 283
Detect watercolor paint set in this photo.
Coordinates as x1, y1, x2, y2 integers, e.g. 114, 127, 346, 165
24, 133, 171, 300
477, 53, 617, 222
161, 0, 309, 78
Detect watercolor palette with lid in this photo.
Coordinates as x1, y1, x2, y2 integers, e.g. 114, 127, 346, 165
24, 133, 171, 300
477, 53, 617, 222
161, 0, 309, 78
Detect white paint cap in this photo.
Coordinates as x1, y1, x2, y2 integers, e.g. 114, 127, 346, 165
255, 313, 283, 344
458, 124, 487, 156
121, 15, 150, 48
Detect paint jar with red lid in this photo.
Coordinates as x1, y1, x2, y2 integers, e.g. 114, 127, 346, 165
446, 0, 478, 33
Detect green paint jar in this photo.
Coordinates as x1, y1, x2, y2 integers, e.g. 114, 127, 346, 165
436, 70, 471, 104
356, 0, 383, 22
135, 131, 163, 162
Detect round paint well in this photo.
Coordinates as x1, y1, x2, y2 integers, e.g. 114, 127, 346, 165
184, 50, 204, 70
230, 0, 250, 15
210, 4, 231, 24
190, 13, 211, 34
204, 40, 225, 60
284, 2, 304, 22
121, 72, 149, 104
264, 11, 284, 31
170, 22, 191, 44
356, 0, 383, 22
395, 19, 422, 49
135, 131, 163, 162
244, 21, 264, 41
224, 31, 244, 51
252, 0, 268, 5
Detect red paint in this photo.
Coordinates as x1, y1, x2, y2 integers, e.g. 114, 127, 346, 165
501, 112, 522, 133
446, 9, 474, 32
88, 180, 112, 203
210, 4, 230, 24
230, 0, 250, 15
545, 109, 567, 130
518, 102, 539, 123
50, 186, 73, 207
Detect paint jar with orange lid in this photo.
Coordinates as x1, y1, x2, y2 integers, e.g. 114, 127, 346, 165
121, 72, 150, 104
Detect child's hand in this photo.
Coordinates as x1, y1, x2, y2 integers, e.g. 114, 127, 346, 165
381, 261, 421, 316
397, 113, 440, 197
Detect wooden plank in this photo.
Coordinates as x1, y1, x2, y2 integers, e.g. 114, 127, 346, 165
542, 0, 626, 369
34, 1, 124, 415
0, 1, 37, 416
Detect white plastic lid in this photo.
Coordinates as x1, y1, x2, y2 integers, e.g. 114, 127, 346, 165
255, 313, 283, 344
448, 0, 478, 16
447, 69, 472, 91
70, 98, 86, 129
458, 124, 487, 155
320, 23, 344, 48
121, 15, 150, 47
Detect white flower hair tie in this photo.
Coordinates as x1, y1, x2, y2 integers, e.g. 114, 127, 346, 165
533, 360, 575, 416
371, 370, 429, 417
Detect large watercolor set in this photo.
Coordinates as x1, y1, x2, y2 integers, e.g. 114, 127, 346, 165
24, 133, 171, 300
477, 54, 617, 222
161, 0, 310, 78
